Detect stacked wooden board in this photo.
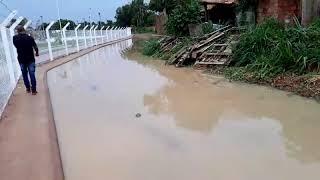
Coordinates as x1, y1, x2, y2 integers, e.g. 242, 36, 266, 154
161, 26, 240, 68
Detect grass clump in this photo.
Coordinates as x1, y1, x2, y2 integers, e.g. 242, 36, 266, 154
231, 18, 320, 80
142, 37, 195, 61
202, 21, 216, 34
142, 39, 161, 56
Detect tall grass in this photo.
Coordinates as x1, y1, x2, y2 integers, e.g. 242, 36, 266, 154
232, 18, 320, 79
142, 39, 161, 56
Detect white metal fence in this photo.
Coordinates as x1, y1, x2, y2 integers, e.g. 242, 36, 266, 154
0, 10, 132, 117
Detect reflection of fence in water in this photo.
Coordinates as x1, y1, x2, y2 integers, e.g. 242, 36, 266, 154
0, 15, 132, 117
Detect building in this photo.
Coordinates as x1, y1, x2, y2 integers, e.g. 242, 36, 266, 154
200, 0, 238, 25
199, 0, 320, 25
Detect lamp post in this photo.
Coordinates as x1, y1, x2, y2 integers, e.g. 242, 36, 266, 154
40, 16, 44, 31
98, 12, 101, 27
55, 0, 62, 30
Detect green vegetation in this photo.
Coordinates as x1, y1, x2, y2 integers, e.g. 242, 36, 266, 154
166, 0, 201, 36
134, 27, 155, 34
202, 21, 216, 34
142, 39, 161, 56
230, 18, 320, 80
142, 37, 195, 60
149, 0, 177, 15
115, 0, 155, 28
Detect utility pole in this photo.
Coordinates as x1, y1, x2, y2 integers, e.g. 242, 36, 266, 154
56, 0, 62, 30
40, 16, 44, 31
89, 8, 92, 26
98, 12, 101, 27
0, 0, 13, 12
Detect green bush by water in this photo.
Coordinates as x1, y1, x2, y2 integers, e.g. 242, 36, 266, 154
166, 0, 201, 36
134, 27, 155, 34
142, 39, 161, 56
231, 18, 320, 79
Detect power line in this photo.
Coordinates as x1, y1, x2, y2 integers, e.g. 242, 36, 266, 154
0, 0, 13, 13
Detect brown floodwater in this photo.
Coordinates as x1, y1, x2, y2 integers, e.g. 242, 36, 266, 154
47, 39, 320, 180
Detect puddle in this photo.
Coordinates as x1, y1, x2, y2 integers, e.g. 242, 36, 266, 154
47, 39, 320, 180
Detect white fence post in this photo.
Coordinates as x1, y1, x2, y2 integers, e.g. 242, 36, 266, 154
0, 10, 17, 86
62, 22, 70, 55
113, 27, 117, 40
46, 21, 55, 61
89, 25, 95, 47
110, 27, 114, 41
122, 27, 125, 38
117, 27, 121, 39
100, 26, 105, 43
105, 26, 109, 42
119, 27, 122, 38
129, 27, 132, 36
9, 16, 24, 80
24, 20, 32, 29
75, 24, 81, 52
94, 26, 98, 46
83, 25, 89, 48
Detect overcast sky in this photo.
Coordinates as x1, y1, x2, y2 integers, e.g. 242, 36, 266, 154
0, 0, 138, 24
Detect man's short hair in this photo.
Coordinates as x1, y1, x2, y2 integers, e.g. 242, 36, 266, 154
16, 25, 26, 33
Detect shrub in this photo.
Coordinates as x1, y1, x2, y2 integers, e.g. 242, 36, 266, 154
134, 26, 154, 34
142, 39, 161, 56
166, 0, 201, 36
231, 18, 320, 79
202, 21, 215, 34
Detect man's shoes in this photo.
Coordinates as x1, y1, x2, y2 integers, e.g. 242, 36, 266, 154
32, 90, 38, 95
26, 88, 31, 93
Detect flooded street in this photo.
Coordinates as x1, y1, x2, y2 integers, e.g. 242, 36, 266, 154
47, 40, 320, 180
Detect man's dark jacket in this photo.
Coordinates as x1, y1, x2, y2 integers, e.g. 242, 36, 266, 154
13, 33, 38, 64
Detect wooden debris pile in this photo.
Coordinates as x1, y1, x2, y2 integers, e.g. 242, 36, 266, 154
161, 26, 240, 68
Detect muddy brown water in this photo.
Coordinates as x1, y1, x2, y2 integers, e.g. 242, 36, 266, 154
47, 40, 320, 180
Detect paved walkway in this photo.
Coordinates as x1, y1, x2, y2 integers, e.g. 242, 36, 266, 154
0, 38, 131, 180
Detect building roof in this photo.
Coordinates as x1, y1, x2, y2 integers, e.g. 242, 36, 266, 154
199, 0, 237, 4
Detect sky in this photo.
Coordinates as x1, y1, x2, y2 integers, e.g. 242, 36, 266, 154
0, 0, 137, 25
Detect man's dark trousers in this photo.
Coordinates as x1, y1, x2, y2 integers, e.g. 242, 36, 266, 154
20, 62, 36, 92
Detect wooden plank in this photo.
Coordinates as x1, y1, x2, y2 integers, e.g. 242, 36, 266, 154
203, 52, 231, 56
194, 61, 228, 65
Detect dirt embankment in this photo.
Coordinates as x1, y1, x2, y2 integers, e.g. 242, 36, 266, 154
133, 34, 320, 101
206, 67, 320, 100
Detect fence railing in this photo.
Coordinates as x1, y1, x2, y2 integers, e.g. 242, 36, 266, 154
0, 10, 132, 118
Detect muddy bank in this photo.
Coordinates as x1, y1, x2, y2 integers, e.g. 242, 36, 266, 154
206, 67, 320, 101
132, 35, 320, 101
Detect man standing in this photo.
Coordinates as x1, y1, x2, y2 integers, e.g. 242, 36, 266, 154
13, 26, 39, 95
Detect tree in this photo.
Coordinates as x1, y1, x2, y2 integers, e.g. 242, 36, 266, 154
115, 4, 133, 27
106, 20, 114, 27
37, 22, 50, 30
149, 0, 182, 15
115, 0, 155, 27
131, 0, 147, 27
166, 0, 201, 36
51, 19, 77, 30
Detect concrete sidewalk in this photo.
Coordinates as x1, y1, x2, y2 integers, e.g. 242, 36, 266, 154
0, 38, 131, 180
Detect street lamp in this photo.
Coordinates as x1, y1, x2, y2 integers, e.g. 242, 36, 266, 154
98, 12, 101, 27
40, 15, 44, 31
56, 0, 62, 30
89, 8, 92, 26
